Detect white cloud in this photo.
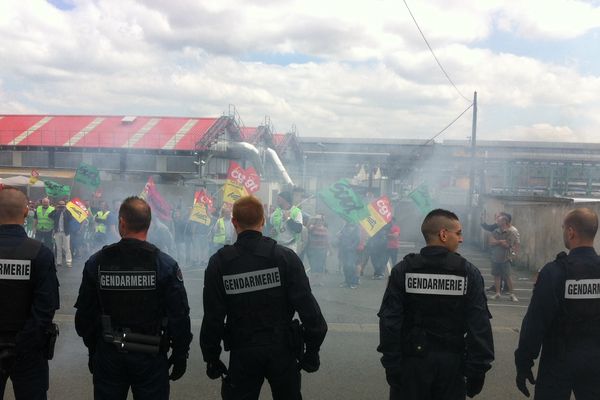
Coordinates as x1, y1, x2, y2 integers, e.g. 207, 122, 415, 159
0, 0, 599, 143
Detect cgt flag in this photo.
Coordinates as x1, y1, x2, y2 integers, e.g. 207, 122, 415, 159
66, 197, 90, 223
359, 196, 393, 237
190, 189, 213, 225
194, 189, 215, 213
223, 162, 261, 204
74, 162, 101, 189
44, 180, 71, 198
189, 202, 211, 225
318, 179, 370, 223
141, 177, 172, 221
409, 183, 435, 215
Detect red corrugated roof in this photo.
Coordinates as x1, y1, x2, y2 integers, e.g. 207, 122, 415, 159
239, 127, 257, 141
0, 115, 219, 150
272, 133, 286, 145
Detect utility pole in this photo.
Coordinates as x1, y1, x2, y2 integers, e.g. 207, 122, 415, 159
467, 92, 478, 239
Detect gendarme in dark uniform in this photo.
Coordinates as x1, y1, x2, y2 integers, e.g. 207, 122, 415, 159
0, 187, 59, 400
515, 208, 600, 399
200, 195, 327, 400
74, 197, 192, 400
378, 209, 494, 400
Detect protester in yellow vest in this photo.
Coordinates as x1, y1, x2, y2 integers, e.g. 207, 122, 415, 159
269, 191, 303, 253
34, 197, 55, 250
210, 205, 234, 254
94, 201, 111, 248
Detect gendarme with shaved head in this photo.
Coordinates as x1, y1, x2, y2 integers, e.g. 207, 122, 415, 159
0, 186, 28, 225
515, 207, 600, 398
378, 208, 494, 398
562, 207, 598, 249
0, 187, 60, 398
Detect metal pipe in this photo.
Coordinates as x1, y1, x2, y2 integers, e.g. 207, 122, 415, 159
265, 148, 294, 186
211, 141, 264, 176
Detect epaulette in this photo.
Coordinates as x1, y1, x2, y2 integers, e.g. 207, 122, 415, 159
555, 251, 568, 260
219, 245, 239, 262
403, 253, 419, 261
446, 252, 466, 270
255, 238, 276, 258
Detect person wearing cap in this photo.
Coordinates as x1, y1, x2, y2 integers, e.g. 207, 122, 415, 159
515, 208, 600, 399
51, 200, 75, 267
269, 191, 303, 253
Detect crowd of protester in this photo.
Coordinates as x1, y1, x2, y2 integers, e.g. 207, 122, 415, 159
23, 192, 403, 286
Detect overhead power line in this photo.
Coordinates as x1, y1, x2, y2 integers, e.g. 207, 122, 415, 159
402, 0, 472, 104
424, 103, 474, 146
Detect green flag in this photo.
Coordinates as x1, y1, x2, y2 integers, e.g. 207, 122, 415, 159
408, 184, 434, 215
318, 179, 369, 222
44, 180, 71, 198
74, 162, 100, 188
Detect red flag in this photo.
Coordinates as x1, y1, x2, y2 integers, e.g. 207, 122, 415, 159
145, 177, 172, 221
226, 162, 261, 195
193, 190, 215, 213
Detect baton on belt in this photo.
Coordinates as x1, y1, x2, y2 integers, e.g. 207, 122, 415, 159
102, 315, 161, 355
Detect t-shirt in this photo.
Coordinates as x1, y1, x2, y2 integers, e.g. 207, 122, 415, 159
490, 227, 519, 263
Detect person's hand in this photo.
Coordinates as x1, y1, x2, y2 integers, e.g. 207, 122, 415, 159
465, 374, 485, 397
299, 351, 320, 373
168, 354, 187, 381
516, 367, 536, 397
385, 368, 402, 387
206, 359, 228, 379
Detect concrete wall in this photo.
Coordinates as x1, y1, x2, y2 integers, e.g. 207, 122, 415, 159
477, 196, 600, 271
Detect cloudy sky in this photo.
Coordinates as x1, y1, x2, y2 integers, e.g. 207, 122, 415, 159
1, 0, 600, 142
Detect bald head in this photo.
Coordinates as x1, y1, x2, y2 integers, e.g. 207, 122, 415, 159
563, 208, 598, 245
119, 196, 152, 234
0, 187, 28, 224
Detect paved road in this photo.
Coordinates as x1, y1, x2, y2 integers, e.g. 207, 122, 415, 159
5, 244, 538, 399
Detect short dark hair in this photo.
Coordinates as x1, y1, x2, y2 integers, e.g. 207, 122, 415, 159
119, 196, 151, 232
233, 196, 264, 230
499, 211, 512, 223
564, 208, 598, 241
421, 208, 459, 243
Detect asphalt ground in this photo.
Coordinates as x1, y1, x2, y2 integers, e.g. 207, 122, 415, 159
4, 244, 543, 399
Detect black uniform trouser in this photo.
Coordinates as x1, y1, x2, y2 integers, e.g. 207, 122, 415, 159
92, 342, 169, 400
223, 344, 301, 400
389, 351, 465, 400
0, 351, 49, 400
534, 345, 600, 400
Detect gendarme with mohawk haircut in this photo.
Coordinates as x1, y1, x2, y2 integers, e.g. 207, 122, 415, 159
378, 208, 494, 400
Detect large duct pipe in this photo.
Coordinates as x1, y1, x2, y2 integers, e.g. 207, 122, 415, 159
211, 141, 264, 176
265, 147, 294, 187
